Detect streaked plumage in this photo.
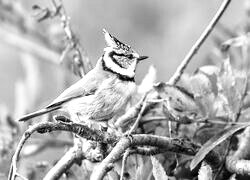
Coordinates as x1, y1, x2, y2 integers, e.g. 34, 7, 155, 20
19, 29, 148, 124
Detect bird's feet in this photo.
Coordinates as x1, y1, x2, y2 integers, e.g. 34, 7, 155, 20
123, 131, 134, 144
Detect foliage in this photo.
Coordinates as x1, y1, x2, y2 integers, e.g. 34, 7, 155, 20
2, 0, 250, 180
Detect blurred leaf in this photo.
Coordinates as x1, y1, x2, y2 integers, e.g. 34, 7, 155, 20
32, 4, 52, 22
138, 65, 157, 94
228, 174, 236, 180
22, 143, 44, 157
154, 83, 201, 119
218, 58, 247, 119
198, 161, 212, 180
221, 33, 250, 52
151, 156, 168, 180
190, 123, 250, 170
135, 156, 152, 180
197, 65, 220, 76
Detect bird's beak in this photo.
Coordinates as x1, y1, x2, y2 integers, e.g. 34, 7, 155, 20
137, 56, 148, 61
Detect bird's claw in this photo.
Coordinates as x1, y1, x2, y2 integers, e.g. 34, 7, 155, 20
123, 132, 133, 143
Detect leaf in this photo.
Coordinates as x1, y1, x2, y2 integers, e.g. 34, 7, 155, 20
228, 174, 236, 180
138, 65, 157, 94
190, 123, 250, 170
135, 156, 152, 180
151, 156, 168, 180
198, 161, 212, 180
218, 59, 247, 119
221, 34, 250, 52
197, 65, 220, 76
154, 83, 201, 119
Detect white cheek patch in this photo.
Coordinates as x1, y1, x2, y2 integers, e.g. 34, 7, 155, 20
104, 53, 136, 78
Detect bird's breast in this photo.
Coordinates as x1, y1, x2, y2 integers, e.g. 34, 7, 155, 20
66, 78, 136, 122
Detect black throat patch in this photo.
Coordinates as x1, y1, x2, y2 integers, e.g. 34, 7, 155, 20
101, 56, 135, 82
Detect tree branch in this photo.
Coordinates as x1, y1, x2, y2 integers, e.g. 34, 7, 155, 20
91, 135, 220, 180
50, 0, 92, 77
168, 0, 232, 85
43, 142, 85, 180
8, 121, 117, 180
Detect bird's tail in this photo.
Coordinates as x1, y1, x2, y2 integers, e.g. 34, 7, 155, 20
18, 106, 61, 122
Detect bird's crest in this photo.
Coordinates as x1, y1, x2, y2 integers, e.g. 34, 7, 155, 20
103, 29, 132, 53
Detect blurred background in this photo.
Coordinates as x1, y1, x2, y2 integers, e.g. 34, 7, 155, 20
0, 0, 245, 113
0, 0, 249, 179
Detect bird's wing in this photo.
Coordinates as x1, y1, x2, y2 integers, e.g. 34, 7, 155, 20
46, 69, 101, 109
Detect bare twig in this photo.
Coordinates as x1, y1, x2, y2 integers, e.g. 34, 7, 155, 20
91, 135, 220, 180
50, 0, 92, 77
8, 121, 117, 180
0, 1, 62, 64
168, 0, 232, 85
126, 100, 147, 135
43, 142, 85, 180
115, 93, 149, 128
119, 149, 130, 180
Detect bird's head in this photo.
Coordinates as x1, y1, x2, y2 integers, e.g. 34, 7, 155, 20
101, 29, 148, 81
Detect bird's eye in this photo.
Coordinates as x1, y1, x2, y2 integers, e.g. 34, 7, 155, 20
126, 54, 133, 59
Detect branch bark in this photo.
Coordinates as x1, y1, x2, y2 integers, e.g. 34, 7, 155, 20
43, 142, 85, 180
90, 135, 220, 180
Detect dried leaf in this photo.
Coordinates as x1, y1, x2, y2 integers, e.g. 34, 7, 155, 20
198, 161, 212, 180
151, 156, 168, 180
154, 83, 201, 119
190, 123, 250, 170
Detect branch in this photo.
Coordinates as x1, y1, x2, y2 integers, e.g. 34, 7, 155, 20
0, 1, 61, 64
115, 92, 149, 128
91, 135, 220, 180
0, 27, 60, 64
8, 121, 117, 180
119, 149, 130, 180
43, 142, 85, 180
225, 127, 250, 175
50, 0, 92, 77
168, 0, 232, 85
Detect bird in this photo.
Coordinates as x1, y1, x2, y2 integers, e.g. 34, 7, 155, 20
18, 29, 148, 126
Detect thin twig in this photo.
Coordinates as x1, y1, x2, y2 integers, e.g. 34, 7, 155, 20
8, 121, 117, 180
168, 0, 232, 85
91, 134, 220, 180
43, 143, 85, 180
0, 1, 62, 64
51, 0, 92, 77
120, 149, 130, 180
127, 101, 147, 135
115, 92, 149, 128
